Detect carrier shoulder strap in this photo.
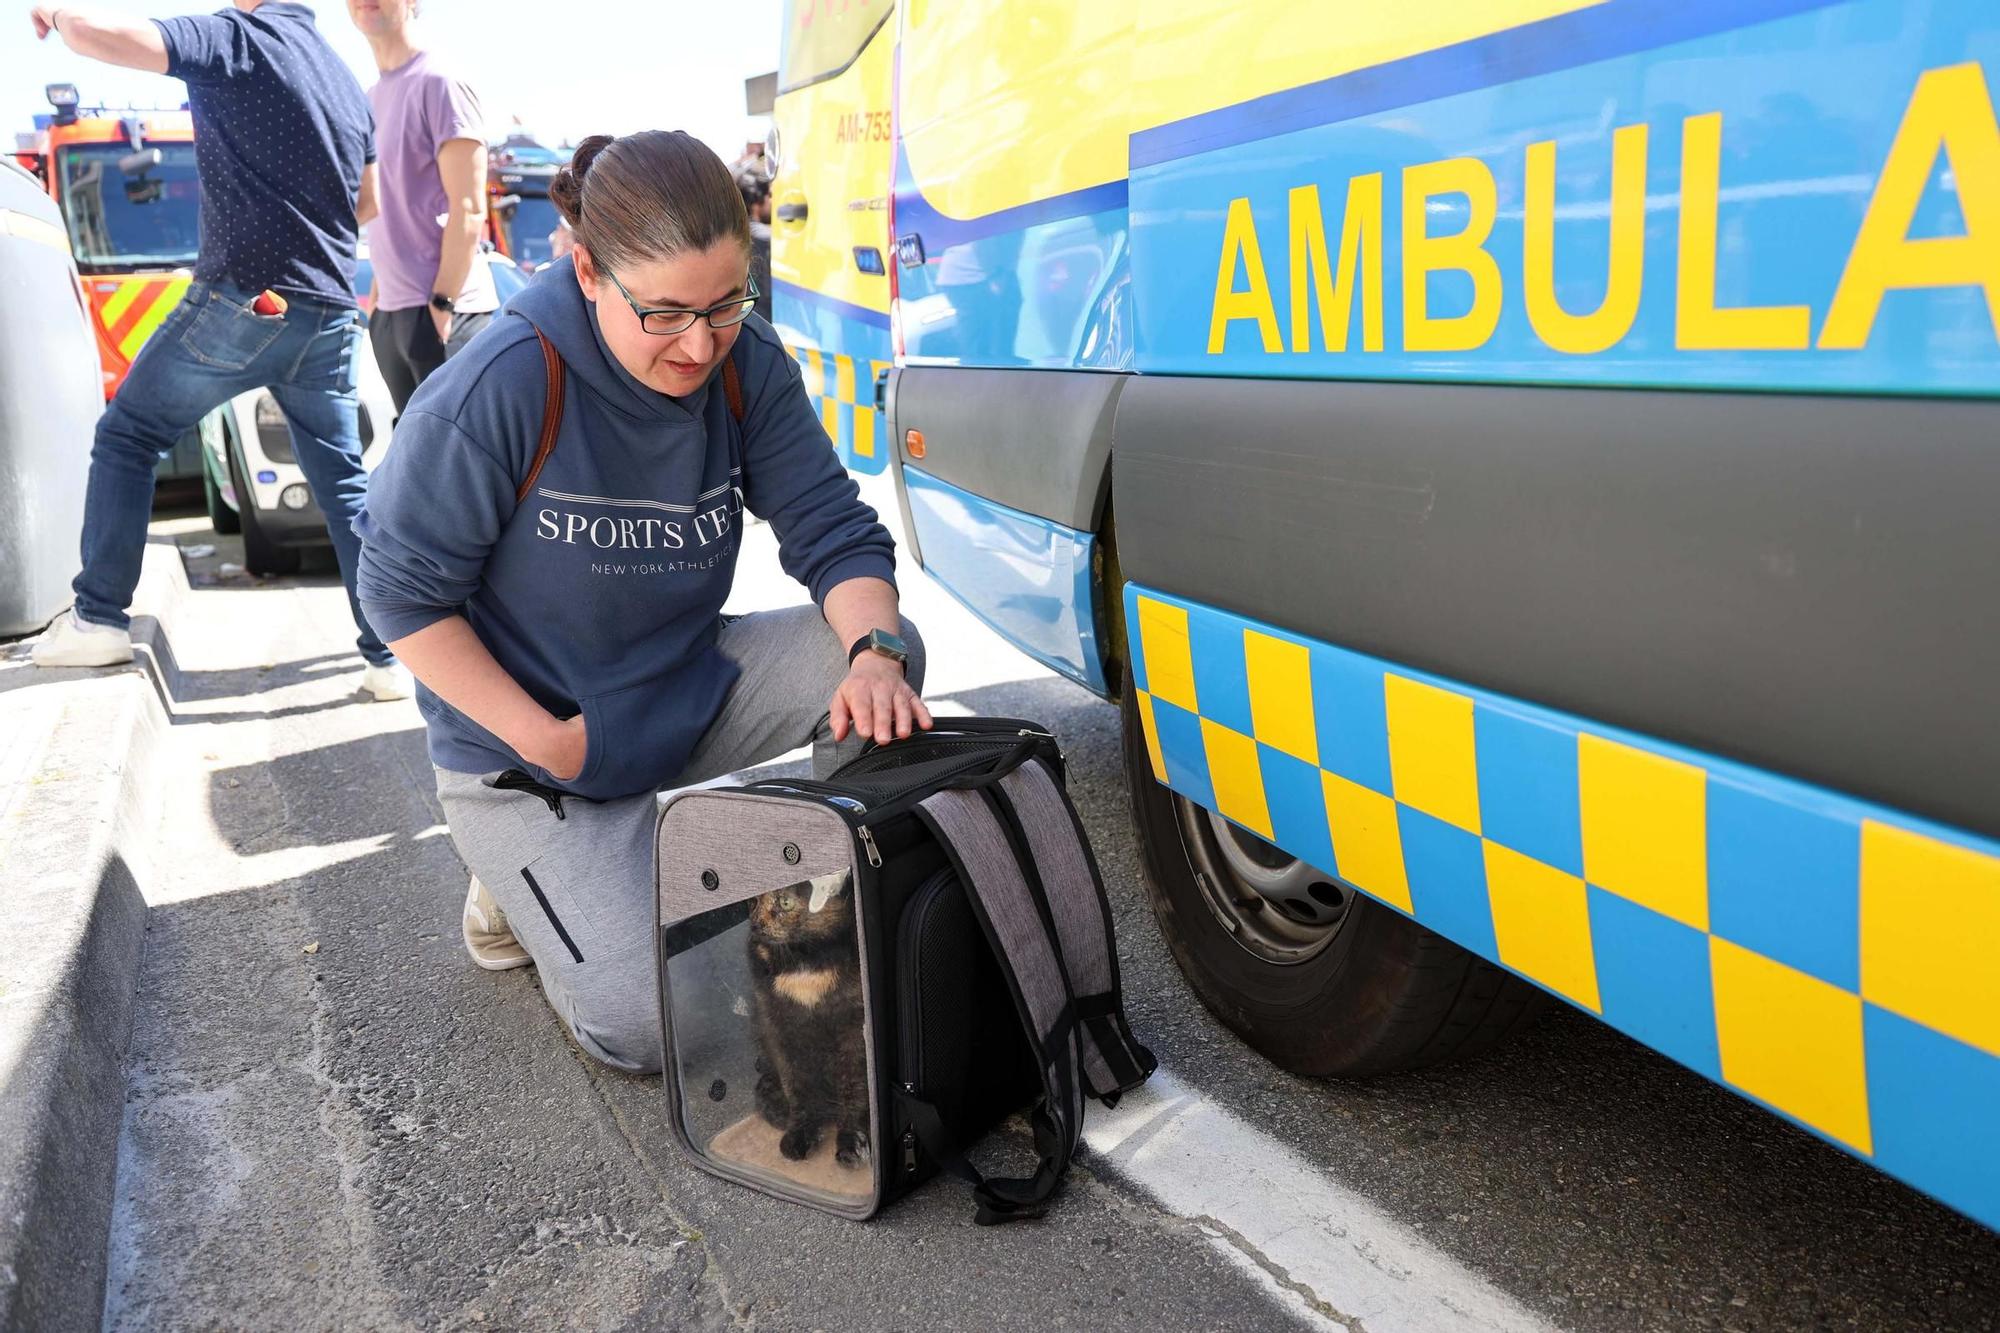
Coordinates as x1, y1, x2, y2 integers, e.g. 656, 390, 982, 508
992, 762, 1157, 1101
909, 756, 1153, 1224
914, 782, 1085, 1225
512, 330, 745, 505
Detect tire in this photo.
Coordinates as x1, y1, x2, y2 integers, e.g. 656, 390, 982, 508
228, 440, 301, 577
204, 412, 242, 534
1121, 665, 1548, 1077
204, 462, 241, 535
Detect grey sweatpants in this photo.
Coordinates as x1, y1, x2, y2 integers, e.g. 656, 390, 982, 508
435, 606, 924, 1073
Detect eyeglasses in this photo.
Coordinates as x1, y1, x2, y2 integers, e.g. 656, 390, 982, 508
604, 269, 759, 336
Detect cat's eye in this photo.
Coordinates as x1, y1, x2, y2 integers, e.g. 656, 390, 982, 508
776, 891, 795, 910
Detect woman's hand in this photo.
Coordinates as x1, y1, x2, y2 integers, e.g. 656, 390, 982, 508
522, 712, 589, 782
829, 653, 933, 746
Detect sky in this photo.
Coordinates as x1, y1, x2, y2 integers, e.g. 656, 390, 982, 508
7, 0, 784, 160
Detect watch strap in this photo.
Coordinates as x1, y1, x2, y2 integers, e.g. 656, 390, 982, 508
849, 630, 906, 665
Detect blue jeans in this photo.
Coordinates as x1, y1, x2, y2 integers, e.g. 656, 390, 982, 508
73, 281, 392, 666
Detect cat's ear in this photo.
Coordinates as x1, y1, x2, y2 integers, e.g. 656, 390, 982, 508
807, 870, 847, 913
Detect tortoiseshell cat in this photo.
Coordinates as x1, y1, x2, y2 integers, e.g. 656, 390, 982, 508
747, 871, 870, 1168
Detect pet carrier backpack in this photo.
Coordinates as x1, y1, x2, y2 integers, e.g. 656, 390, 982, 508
653, 716, 1156, 1222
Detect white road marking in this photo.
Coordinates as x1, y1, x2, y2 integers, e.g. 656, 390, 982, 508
1084, 1070, 1559, 1333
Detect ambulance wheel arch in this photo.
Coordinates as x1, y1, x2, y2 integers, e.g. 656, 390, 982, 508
1095, 500, 1546, 1077
1119, 658, 1550, 1077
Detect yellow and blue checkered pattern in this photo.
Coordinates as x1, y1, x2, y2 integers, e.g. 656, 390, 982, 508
1126, 583, 2000, 1229
791, 345, 893, 477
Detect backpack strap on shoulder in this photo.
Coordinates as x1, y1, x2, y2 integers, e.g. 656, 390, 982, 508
722, 352, 745, 423
510, 332, 739, 505
515, 329, 566, 504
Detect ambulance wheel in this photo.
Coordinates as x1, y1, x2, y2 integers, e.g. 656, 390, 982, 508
1120, 666, 1547, 1077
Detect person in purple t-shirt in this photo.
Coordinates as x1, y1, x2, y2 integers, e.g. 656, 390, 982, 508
347, 0, 497, 413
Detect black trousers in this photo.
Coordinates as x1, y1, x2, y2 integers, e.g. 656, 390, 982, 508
371, 305, 493, 415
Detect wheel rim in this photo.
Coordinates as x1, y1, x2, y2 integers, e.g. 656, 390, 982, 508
1170, 795, 1351, 965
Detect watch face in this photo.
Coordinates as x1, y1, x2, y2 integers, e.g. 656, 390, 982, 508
870, 630, 907, 657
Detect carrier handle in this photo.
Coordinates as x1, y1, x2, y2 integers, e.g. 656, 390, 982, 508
855, 737, 1047, 828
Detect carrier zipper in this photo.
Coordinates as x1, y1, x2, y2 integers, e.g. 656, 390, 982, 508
896, 869, 958, 1177
735, 781, 884, 867
743, 777, 866, 807
842, 730, 1054, 766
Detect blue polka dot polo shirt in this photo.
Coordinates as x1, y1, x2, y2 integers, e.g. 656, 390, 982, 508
153, 1, 374, 308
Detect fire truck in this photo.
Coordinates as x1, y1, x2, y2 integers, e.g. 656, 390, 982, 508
11, 83, 210, 491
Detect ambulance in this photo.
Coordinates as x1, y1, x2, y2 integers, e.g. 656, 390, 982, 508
767, 0, 895, 475
775, 1, 2000, 1230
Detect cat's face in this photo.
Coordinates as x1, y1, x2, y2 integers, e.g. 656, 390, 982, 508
749, 872, 855, 945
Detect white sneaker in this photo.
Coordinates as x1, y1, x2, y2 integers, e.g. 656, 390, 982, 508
30, 610, 134, 668
463, 876, 533, 971
360, 661, 414, 701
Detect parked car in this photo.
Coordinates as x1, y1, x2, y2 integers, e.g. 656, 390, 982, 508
0, 156, 101, 635
195, 343, 395, 575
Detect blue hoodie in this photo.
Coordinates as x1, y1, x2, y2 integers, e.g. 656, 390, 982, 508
354, 258, 896, 800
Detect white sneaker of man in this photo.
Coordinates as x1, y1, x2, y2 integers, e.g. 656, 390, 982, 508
360, 661, 414, 702
463, 876, 533, 971
30, 610, 135, 668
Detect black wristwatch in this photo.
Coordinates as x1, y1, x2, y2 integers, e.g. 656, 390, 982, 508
848, 628, 908, 667
429, 292, 456, 314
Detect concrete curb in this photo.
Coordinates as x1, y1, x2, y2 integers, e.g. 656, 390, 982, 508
0, 540, 188, 1332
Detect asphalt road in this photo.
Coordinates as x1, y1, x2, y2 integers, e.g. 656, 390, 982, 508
99, 485, 2000, 1332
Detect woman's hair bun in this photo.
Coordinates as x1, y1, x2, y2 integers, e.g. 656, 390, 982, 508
549, 134, 616, 229
542, 130, 750, 274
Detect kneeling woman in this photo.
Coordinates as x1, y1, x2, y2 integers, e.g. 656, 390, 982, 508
355, 132, 929, 1072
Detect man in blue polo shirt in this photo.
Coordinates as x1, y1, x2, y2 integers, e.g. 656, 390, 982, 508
29, 0, 412, 701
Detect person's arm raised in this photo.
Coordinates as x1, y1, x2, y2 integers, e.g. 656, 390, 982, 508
30, 6, 169, 73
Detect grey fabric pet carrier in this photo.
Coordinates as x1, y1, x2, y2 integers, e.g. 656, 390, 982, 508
653, 717, 1155, 1221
